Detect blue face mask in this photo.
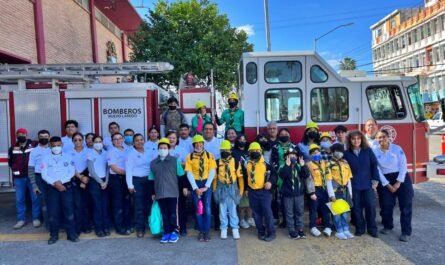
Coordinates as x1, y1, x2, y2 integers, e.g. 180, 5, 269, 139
320, 141, 331, 150
124, 135, 133, 144
312, 154, 321, 161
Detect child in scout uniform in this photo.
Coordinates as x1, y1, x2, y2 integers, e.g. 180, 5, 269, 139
212, 140, 244, 240
326, 143, 354, 240
319, 132, 333, 162
307, 144, 333, 237
246, 142, 277, 242
41, 136, 78, 245
185, 135, 217, 242
149, 138, 185, 244
279, 148, 314, 239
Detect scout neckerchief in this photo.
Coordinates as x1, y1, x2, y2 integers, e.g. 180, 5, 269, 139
222, 158, 233, 184
195, 152, 205, 180
249, 161, 256, 185
229, 107, 237, 128
334, 159, 346, 191
292, 164, 300, 191
313, 161, 326, 189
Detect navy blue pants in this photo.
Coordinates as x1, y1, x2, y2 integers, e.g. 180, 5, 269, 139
379, 173, 414, 236
249, 189, 275, 237
178, 190, 188, 234
73, 181, 91, 234
352, 188, 377, 235
133, 177, 151, 232
158, 197, 179, 234
46, 182, 76, 239
35, 173, 49, 230
309, 187, 332, 229
88, 179, 110, 233
108, 174, 126, 233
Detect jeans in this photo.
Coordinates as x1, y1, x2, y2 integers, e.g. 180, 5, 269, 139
35, 173, 48, 229
46, 183, 75, 238
332, 189, 351, 233
191, 180, 212, 233
283, 195, 304, 232
249, 189, 275, 237
352, 188, 377, 235
88, 179, 110, 233
108, 174, 125, 232
73, 181, 90, 234
379, 173, 414, 236
133, 177, 150, 232
309, 187, 332, 228
219, 196, 239, 229
15, 177, 40, 221
158, 197, 179, 233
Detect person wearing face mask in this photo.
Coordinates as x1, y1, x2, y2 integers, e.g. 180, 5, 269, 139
9, 128, 39, 230
28, 130, 51, 229
185, 135, 217, 242
87, 136, 110, 237
125, 134, 153, 238
319, 132, 333, 162
41, 136, 78, 245
212, 140, 244, 240
326, 143, 354, 240
149, 138, 186, 243
123, 128, 135, 151
215, 92, 244, 135
160, 97, 187, 137
306, 144, 333, 238
257, 133, 272, 163
191, 101, 212, 135
298, 122, 320, 162
246, 142, 277, 242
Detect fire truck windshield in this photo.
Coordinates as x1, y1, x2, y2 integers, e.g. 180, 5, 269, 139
407, 83, 427, 122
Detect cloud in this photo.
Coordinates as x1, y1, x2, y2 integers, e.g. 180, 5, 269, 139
236, 24, 255, 37
327, 59, 341, 69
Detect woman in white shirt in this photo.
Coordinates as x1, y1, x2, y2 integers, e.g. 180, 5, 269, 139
373, 129, 414, 242
144, 127, 160, 155
87, 136, 110, 237
125, 134, 153, 238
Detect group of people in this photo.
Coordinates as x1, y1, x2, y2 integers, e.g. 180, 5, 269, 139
8, 93, 413, 245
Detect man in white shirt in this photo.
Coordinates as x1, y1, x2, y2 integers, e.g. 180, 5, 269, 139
61, 120, 80, 153
103, 122, 121, 150
203, 122, 222, 160
364, 119, 378, 147
41, 136, 78, 245
178, 123, 194, 154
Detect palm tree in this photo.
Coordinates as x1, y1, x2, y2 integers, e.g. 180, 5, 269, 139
339, 57, 357, 70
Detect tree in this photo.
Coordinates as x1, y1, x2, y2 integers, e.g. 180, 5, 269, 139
130, 0, 254, 94
339, 57, 357, 70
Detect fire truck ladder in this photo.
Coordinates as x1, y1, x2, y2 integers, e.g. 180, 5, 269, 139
0, 62, 174, 88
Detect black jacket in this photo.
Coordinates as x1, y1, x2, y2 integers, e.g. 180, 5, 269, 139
279, 164, 311, 197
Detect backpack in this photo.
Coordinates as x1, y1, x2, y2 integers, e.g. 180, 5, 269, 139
163, 110, 185, 125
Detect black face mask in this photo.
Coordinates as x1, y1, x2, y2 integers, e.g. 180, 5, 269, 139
279, 135, 289, 143
38, 138, 49, 145
169, 105, 177, 111
221, 151, 231, 159
17, 136, 27, 144
307, 131, 318, 140
259, 141, 271, 151
250, 152, 261, 160
237, 141, 246, 148
228, 101, 237, 108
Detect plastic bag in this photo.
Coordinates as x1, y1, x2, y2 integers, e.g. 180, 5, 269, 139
149, 201, 163, 235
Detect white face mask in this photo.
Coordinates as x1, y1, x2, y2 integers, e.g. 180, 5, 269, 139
51, 146, 62, 155
93, 143, 103, 151
158, 149, 169, 158
333, 151, 344, 160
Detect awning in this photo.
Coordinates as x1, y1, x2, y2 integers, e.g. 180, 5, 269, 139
95, 0, 143, 33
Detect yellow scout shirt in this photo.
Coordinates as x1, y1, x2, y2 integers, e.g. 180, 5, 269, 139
247, 157, 268, 190
307, 160, 331, 188
327, 160, 352, 186
185, 151, 217, 181
212, 157, 244, 194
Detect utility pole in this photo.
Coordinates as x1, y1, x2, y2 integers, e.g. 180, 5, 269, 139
264, 0, 271, 51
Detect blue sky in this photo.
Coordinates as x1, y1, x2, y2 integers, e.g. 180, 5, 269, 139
131, 0, 425, 72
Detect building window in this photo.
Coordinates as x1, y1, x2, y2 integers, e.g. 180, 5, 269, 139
427, 22, 432, 37
394, 39, 399, 51
401, 36, 406, 49
264, 61, 302, 83
391, 17, 396, 29
413, 28, 418, 43
246, 62, 257, 84
366, 85, 406, 120
265, 88, 302, 122
408, 33, 412, 45
421, 26, 425, 39
311, 87, 348, 122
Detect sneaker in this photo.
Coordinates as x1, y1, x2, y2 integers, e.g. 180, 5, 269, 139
204, 232, 211, 242
335, 232, 347, 240
47, 237, 58, 245
369, 232, 379, 238
247, 218, 256, 227
258, 234, 266, 241
68, 236, 80, 243
298, 230, 307, 239
32, 219, 41, 228
96, 231, 105, 237
232, 228, 240, 240
221, 228, 228, 239
239, 219, 250, 229
13, 221, 25, 230
310, 227, 321, 237
380, 228, 391, 235
198, 232, 205, 242
399, 234, 410, 242
160, 233, 171, 243
323, 227, 332, 237
289, 231, 298, 239
104, 230, 111, 236
264, 234, 276, 242
344, 231, 354, 239
168, 232, 179, 243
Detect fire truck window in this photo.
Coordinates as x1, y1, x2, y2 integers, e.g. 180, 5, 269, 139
246, 62, 257, 84
264, 61, 302, 83
366, 86, 407, 120
310, 65, 328, 83
265, 89, 302, 122
407, 83, 427, 122
311, 87, 348, 122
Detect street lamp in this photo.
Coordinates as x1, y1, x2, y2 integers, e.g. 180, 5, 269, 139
314, 22, 353, 52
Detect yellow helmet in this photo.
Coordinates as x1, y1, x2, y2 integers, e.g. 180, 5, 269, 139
195, 101, 206, 110
308, 144, 320, 153
220, 140, 232, 150
331, 199, 351, 215
158, 138, 170, 147
192, 134, 204, 144
306, 121, 319, 131
248, 142, 262, 151
228, 92, 238, 101
320, 132, 332, 140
